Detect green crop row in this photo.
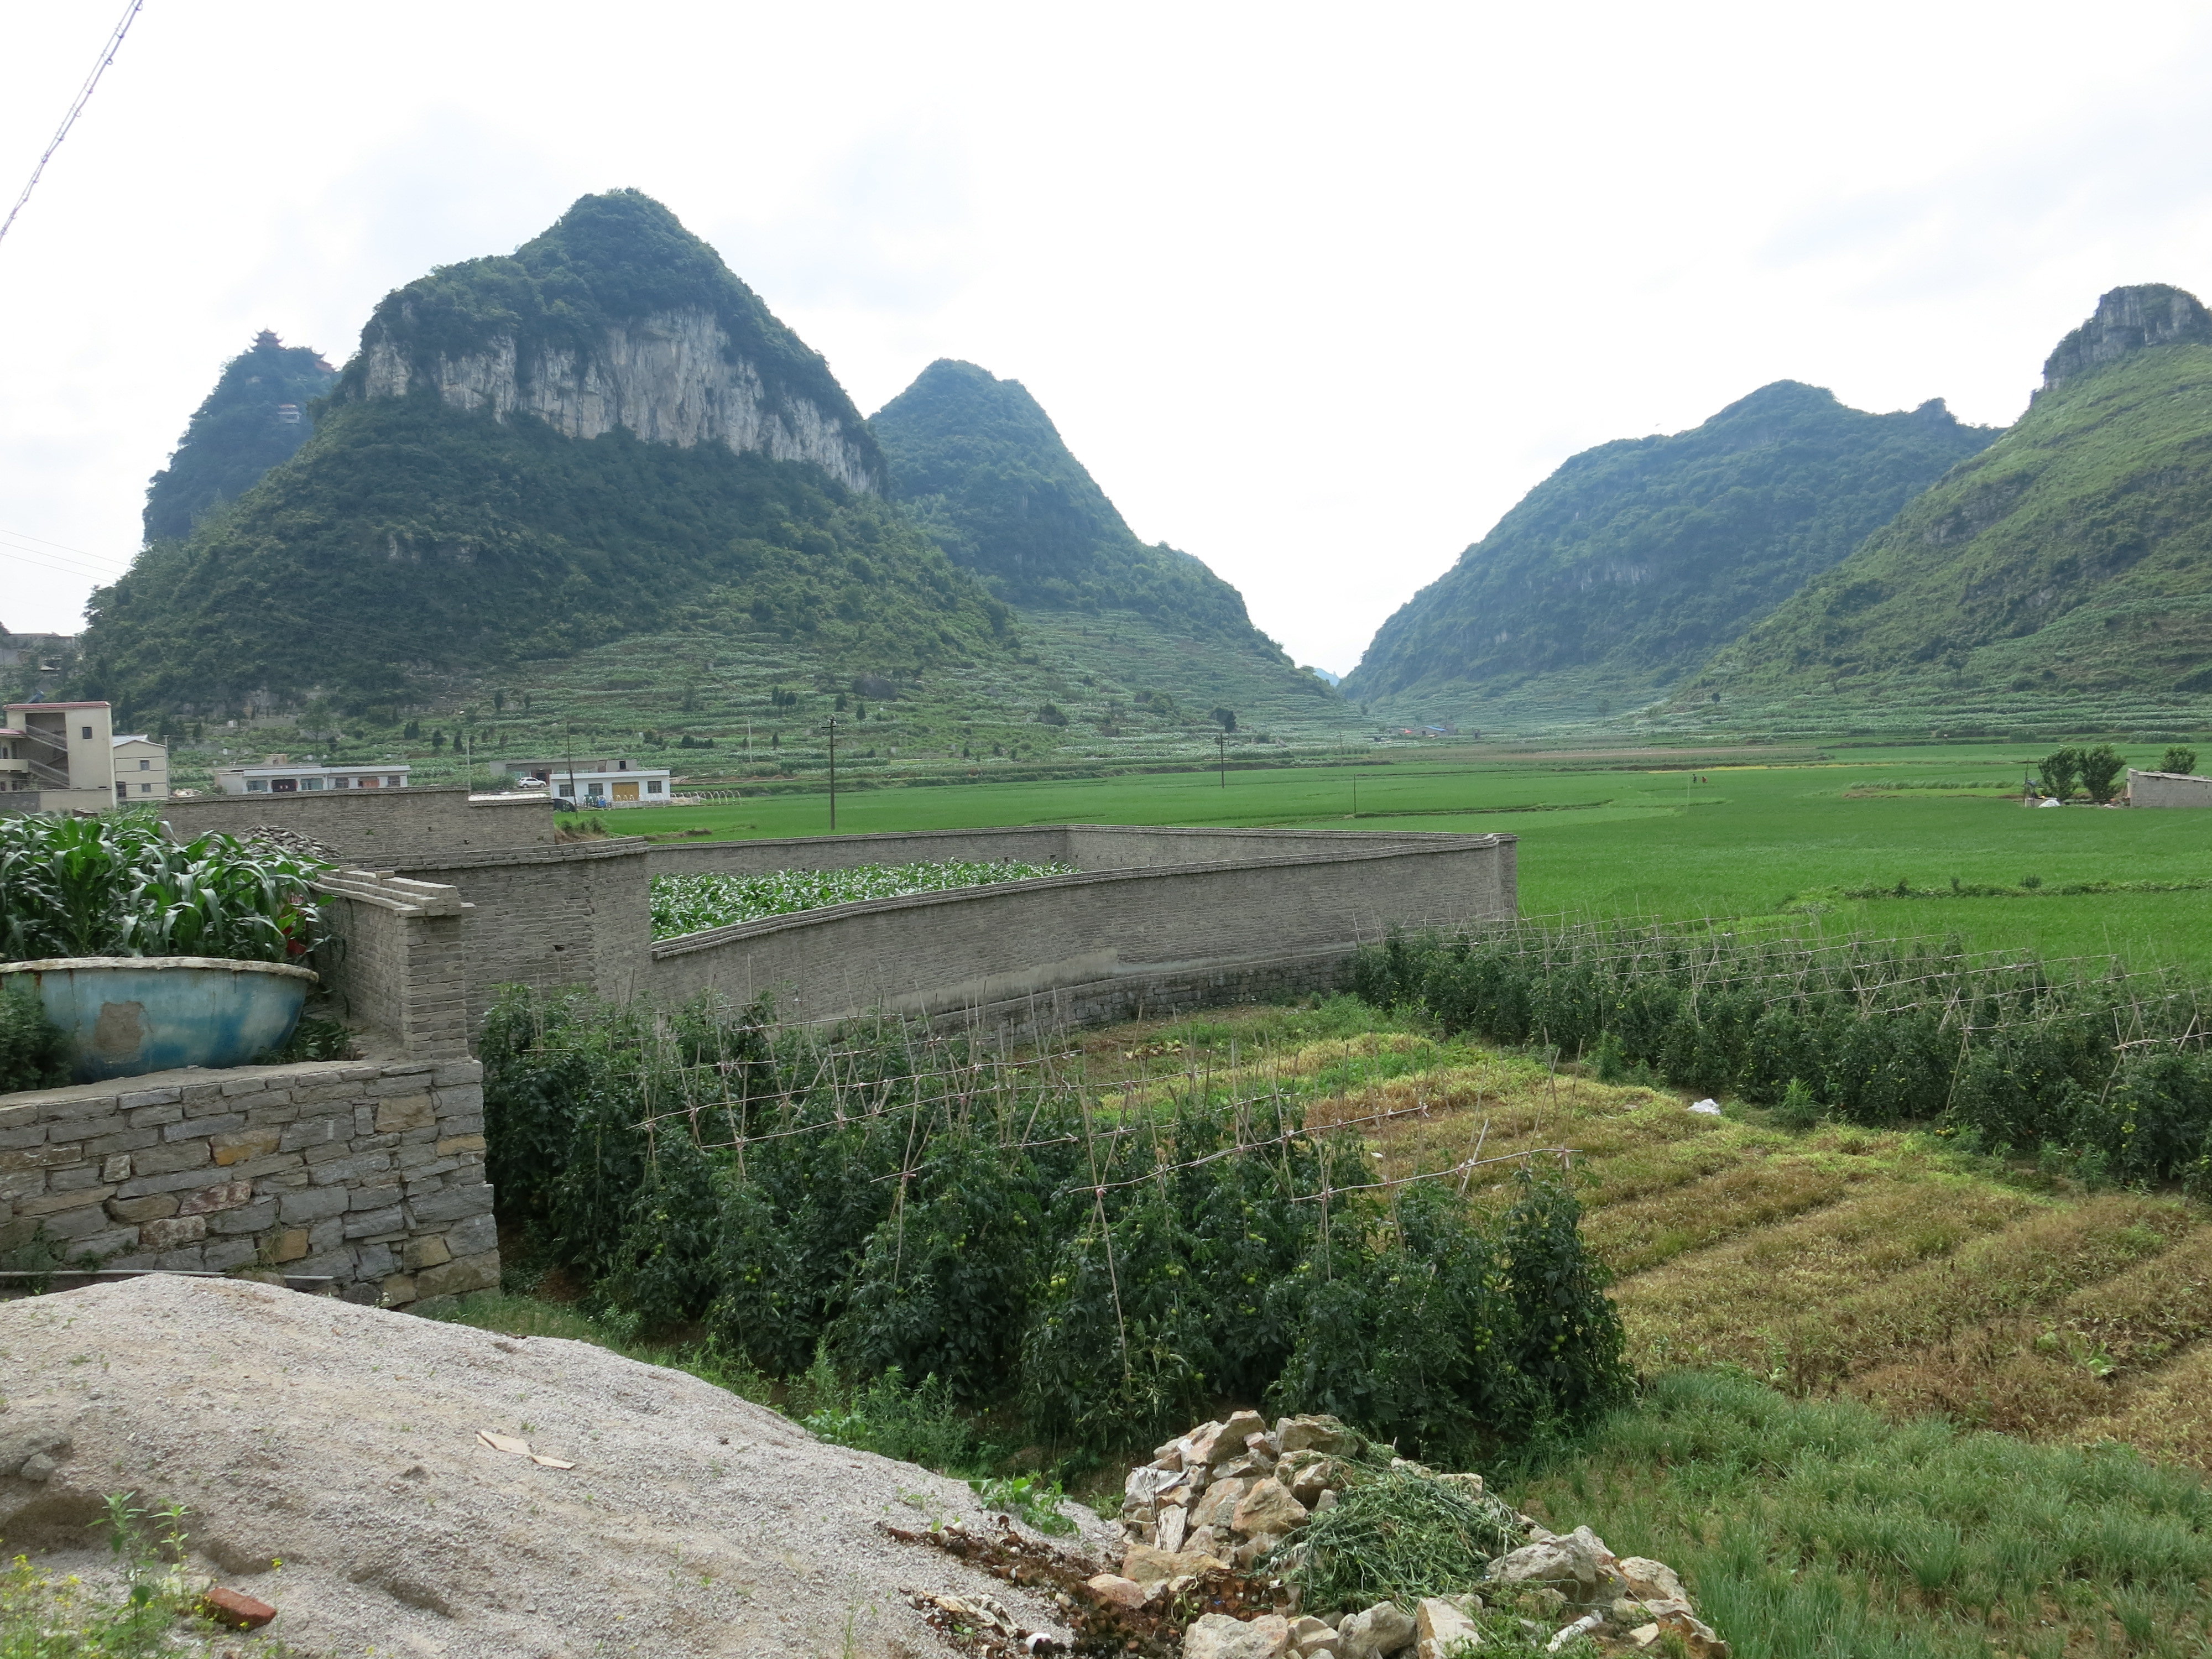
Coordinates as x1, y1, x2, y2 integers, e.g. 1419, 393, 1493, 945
479, 986, 1629, 1463
648, 858, 1074, 938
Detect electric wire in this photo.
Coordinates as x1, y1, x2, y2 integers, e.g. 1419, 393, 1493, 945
0, 0, 148, 253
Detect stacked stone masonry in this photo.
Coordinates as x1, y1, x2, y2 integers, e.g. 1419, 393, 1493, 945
0, 1056, 494, 1308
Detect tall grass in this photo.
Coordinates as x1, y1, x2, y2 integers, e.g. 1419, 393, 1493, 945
1511, 1371, 2212, 1659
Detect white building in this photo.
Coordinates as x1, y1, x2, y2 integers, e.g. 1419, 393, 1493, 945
111, 734, 170, 804
494, 756, 674, 806
213, 757, 412, 795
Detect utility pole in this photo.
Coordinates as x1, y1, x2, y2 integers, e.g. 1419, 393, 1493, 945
1352, 778, 1358, 820
464, 729, 472, 795
1217, 732, 1227, 789
828, 716, 838, 832
562, 724, 578, 812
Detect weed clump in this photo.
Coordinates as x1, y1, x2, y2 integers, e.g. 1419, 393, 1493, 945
1286, 1467, 1520, 1613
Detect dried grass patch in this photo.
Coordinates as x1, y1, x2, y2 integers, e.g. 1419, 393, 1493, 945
2069, 1340, 2212, 1472
1846, 1218, 2212, 1436
1614, 1180, 2040, 1374
1779, 1194, 2194, 1390
1583, 1158, 1863, 1275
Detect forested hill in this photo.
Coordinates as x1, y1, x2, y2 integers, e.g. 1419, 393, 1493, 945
1678, 285, 2212, 727
142, 331, 336, 542
870, 359, 1269, 641
76, 192, 1007, 716
1343, 381, 1998, 723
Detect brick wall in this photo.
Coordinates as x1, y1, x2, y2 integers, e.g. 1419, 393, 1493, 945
0, 1056, 494, 1307
166, 787, 554, 861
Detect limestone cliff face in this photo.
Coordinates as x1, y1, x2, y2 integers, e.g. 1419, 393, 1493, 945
337, 190, 885, 493
2041, 284, 2212, 392
354, 305, 878, 492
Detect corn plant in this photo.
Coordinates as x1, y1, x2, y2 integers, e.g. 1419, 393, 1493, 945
0, 812, 328, 963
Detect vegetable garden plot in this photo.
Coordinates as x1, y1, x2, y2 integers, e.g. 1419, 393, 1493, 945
1355, 916, 2212, 1185
649, 858, 1074, 938
479, 986, 1630, 1462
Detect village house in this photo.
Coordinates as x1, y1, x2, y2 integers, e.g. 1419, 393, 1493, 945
213, 756, 412, 795
488, 754, 674, 806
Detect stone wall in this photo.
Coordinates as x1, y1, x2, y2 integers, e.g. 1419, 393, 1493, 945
166, 787, 554, 862
641, 824, 1460, 879
393, 840, 651, 1031
312, 871, 473, 1057
646, 831, 1516, 1034
2129, 769, 2212, 807
0, 1055, 494, 1307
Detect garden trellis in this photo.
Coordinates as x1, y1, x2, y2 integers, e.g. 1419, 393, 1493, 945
480, 985, 1621, 1459
1354, 914, 2212, 1186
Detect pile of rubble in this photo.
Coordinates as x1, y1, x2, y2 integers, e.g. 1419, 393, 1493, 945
1090, 1411, 1728, 1659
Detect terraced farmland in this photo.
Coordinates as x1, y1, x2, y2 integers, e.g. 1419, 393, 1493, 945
1073, 1000, 2212, 1468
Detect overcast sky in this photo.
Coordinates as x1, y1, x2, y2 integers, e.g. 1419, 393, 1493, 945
6, 2, 2212, 673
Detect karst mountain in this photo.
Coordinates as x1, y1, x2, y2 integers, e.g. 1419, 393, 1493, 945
1681, 284, 2212, 731
1344, 381, 1999, 726
870, 358, 1264, 640
81, 191, 1006, 712
142, 330, 338, 544
83, 190, 1327, 746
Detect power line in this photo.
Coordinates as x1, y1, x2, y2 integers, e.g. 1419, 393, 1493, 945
0, 529, 129, 575
0, 0, 148, 253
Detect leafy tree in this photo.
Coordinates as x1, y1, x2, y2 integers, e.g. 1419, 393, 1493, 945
2037, 747, 2083, 800
2162, 745, 2199, 775
1210, 706, 1237, 732
2079, 743, 2127, 804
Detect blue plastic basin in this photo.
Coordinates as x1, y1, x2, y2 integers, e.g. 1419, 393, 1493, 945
1, 957, 318, 1083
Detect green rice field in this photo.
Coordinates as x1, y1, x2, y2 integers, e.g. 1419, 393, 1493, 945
624, 739, 2212, 975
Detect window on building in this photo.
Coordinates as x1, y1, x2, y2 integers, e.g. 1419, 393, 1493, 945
301, 778, 324, 790
80, 726, 92, 740
138, 782, 151, 794
557, 784, 575, 798
387, 776, 401, 787
138, 759, 150, 770
247, 780, 268, 792
646, 779, 662, 794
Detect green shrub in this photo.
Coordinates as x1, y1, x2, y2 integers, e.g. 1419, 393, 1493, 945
0, 812, 327, 963
0, 980, 70, 1093
2161, 744, 2199, 775
2036, 747, 2083, 800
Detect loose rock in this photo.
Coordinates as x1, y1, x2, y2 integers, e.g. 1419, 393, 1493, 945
1187, 1612, 1293, 1659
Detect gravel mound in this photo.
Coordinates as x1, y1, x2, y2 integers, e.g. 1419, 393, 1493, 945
0, 1276, 1103, 1656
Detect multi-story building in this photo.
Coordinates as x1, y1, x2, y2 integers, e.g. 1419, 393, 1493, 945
111, 734, 170, 804
0, 700, 126, 813
212, 757, 412, 795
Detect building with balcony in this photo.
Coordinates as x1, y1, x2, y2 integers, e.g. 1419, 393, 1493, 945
0, 701, 123, 813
